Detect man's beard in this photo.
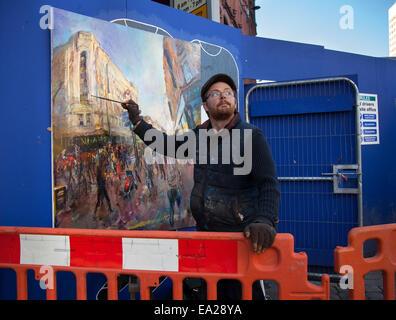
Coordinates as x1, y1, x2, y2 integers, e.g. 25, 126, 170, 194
209, 101, 235, 121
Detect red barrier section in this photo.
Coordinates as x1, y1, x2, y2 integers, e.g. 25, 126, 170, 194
334, 223, 396, 300
0, 227, 329, 300
0, 234, 20, 264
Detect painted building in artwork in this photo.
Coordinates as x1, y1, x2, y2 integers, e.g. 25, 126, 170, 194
51, 31, 138, 149
162, 37, 201, 132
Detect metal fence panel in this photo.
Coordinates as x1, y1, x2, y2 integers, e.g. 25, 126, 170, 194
245, 78, 362, 267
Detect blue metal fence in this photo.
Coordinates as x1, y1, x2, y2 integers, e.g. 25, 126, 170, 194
245, 78, 362, 267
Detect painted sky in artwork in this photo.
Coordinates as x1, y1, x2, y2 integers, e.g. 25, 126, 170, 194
53, 8, 172, 130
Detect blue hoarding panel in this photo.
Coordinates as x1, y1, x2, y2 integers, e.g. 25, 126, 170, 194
0, 0, 243, 228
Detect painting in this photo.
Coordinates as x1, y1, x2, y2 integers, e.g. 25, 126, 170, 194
51, 8, 201, 230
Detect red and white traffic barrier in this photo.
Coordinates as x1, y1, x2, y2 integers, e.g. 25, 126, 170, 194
0, 233, 238, 273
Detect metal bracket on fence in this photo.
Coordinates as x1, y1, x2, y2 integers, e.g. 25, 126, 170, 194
322, 164, 359, 194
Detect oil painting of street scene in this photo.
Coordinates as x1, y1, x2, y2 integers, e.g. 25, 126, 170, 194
51, 8, 201, 230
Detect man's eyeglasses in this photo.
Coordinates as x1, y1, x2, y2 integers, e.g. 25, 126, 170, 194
206, 89, 234, 99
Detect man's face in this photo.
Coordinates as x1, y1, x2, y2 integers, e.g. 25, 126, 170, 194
203, 81, 236, 121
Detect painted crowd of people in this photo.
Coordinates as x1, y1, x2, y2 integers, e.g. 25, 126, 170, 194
54, 137, 189, 229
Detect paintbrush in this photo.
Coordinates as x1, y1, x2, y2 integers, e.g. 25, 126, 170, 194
91, 94, 124, 104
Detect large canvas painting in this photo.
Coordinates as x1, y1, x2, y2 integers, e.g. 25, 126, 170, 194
51, 8, 201, 230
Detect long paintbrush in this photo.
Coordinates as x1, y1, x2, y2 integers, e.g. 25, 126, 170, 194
91, 94, 124, 104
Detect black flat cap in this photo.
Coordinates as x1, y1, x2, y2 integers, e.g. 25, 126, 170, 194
201, 73, 237, 102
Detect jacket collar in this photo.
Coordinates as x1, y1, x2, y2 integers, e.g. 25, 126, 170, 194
197, 112, 241, 130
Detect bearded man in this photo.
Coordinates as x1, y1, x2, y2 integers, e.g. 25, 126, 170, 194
122, 74, 280, 299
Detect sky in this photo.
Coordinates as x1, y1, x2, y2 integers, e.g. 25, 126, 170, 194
255, 0, 396, 57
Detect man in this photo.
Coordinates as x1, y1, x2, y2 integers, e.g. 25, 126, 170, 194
165, 160, 182, 227
122, 74, 280, 299
94, 154, 114, 219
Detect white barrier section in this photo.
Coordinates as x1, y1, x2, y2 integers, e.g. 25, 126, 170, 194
20, 234, 70, 266
122, 238, 178, 271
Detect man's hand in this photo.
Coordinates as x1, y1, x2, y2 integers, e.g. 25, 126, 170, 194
121, 99, 142, 126
244, 223, 276, 254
